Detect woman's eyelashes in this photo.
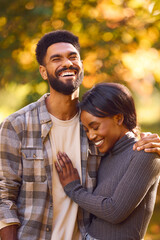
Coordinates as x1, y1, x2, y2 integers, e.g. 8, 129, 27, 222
93, 126, 99, 131
83, 125, 99, 134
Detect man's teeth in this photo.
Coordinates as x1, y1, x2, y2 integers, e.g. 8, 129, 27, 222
61, 72, 75, 77
95, 140, 103, 146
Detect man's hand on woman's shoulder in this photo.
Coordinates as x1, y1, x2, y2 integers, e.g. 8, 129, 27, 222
133, 132, 160, 155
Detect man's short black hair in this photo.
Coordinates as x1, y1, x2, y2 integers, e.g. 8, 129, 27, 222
35, 30, 80, 65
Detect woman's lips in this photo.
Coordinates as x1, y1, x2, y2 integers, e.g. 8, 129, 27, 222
94, 139, 104, 148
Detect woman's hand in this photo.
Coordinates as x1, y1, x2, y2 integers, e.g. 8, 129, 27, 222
55, 152, 80, 188
133, 132, 160, 155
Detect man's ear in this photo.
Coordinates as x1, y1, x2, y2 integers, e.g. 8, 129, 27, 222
39, 65, 48, 80
81, 60, 84, 68
114, 113, 124, 126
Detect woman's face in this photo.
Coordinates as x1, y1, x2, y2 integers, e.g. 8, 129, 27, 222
81, 110, 126, 153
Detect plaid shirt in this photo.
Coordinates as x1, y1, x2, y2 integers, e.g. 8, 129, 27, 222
0, 94, 101, 240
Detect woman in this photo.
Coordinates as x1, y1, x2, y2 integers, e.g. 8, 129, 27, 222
55, 83, 160, 240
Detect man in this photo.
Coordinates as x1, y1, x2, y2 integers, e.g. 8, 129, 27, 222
0, 30, 160, 240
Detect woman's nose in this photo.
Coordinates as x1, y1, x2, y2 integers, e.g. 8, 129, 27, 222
88, 131, 97, 141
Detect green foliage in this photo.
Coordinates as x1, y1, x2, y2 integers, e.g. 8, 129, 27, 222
0, 0, 160, 121
0, 1, 160, 238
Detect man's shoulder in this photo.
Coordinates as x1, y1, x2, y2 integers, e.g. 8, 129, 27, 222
6, 100, 38, 122
1, 94, 48, 127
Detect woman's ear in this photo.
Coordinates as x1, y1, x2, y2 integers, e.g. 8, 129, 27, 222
39, 65, 48, 80
114, 113, 124, 126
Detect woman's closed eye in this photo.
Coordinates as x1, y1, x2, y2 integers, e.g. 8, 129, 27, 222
93, 126, 99, 131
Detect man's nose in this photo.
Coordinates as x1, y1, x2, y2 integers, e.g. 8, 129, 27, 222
62, 58, 73, 68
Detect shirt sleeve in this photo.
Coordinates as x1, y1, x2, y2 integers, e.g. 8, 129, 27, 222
0, 221, 20, 230
64, 151, 160, 224
0, 118, 22, 224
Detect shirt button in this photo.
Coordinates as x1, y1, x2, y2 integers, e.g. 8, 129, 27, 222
46, 227, 50, 232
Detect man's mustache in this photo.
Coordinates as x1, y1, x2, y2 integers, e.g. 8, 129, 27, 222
56, 66, 79, 76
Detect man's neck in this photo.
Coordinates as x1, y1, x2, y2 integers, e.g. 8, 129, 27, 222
46, 88, 79, 120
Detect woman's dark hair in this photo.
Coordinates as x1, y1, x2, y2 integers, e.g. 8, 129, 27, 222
80, 83, 138, 133
35, 30, 80, 65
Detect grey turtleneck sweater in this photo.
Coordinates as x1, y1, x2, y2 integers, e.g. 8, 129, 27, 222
64, 132, 160, 240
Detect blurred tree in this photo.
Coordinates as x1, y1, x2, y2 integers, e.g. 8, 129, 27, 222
0, 1, 160, 239
0, 0, 160, 120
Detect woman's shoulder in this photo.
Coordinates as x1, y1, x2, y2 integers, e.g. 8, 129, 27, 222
133, 148, 159, 160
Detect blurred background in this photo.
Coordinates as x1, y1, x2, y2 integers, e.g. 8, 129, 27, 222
0, 0, 160, 239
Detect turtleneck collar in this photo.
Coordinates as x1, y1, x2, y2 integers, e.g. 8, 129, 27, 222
106, 131, 137, 156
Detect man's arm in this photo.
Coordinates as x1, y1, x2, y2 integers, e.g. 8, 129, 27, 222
0, 119, 22, 229
0, 225, 18, 240
133, 132, 160, 155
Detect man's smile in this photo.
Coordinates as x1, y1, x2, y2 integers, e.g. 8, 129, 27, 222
56, 66, 79, 79
59, 70, 77, 78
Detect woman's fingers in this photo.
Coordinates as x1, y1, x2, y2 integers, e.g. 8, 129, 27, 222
57, 152, 73, 175
57, 152, 65, 167
55, 152, 80, 187
55, 161, 62, 173
62, 152, 75, 172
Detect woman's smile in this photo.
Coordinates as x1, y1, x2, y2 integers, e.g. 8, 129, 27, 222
81, 110, 127, 153
94, 139, 104, 148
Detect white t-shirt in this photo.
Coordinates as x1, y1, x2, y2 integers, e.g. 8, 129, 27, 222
49, 113, 82, 240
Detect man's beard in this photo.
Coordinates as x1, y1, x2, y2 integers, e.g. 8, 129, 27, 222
47, 67, 84, 95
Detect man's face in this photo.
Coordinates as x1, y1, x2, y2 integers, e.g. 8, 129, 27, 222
43, 42, 83, 95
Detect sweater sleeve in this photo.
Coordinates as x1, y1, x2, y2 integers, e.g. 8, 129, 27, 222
64, 151, 160, 224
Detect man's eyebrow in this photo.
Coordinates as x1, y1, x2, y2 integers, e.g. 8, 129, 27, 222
49, 52, 79, 60
68, 51, 79, 56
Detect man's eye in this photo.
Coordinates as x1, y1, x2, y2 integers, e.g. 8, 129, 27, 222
52, 58, 60, 61
69, 56, 78, 60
